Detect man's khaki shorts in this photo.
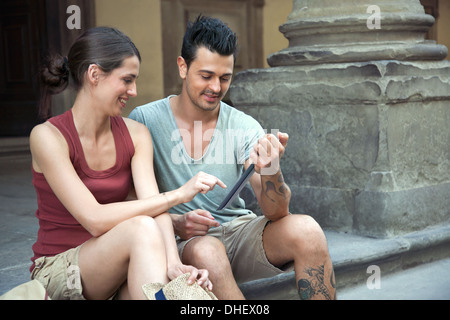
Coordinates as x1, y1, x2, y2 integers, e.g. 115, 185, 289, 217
31, 246, 85, 300
176, 213, 294, 284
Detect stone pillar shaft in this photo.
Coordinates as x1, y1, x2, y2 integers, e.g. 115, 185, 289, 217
230, 0, 450, 237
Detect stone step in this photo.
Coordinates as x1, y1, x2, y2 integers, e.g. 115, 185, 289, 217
0, 137, 30, 157
239, 223, 450, 299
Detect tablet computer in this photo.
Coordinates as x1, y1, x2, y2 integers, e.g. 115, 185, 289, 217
217, 164, 255, 211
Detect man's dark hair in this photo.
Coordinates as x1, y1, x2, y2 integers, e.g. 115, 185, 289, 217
181, 15, 238, 68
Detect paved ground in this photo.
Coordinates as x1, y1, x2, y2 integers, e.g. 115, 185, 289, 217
1, 151, 449, 300
0, 154, 37, 296
338, 257, 450, 300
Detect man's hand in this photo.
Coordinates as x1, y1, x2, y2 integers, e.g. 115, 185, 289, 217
250, 132, 289, 175
172, 209, 220, 240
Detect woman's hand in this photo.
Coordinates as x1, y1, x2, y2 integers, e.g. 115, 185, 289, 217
178, 171, 227, 203
167, 263, 213, 291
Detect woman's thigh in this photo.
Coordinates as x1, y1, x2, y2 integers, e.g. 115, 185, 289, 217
78, 216, 164, 300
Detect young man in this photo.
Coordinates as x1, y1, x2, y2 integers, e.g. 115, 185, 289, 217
129, 16, 336, 300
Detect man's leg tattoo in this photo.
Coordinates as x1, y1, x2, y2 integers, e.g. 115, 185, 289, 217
297, 265, 335, 300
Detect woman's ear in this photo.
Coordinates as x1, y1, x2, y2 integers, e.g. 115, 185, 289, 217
87, 64, 101, 85
177, 56, 188, 80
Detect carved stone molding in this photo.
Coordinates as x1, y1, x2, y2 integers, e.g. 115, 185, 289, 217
268, 0, 447, 66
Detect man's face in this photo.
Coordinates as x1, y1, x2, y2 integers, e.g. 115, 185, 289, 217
180, 46, 234, 112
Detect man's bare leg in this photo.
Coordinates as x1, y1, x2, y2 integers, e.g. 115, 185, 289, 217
263, 214, 336, 300
181, 236, 245, 300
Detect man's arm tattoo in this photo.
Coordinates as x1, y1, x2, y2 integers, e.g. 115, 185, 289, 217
263, 173, 288, 202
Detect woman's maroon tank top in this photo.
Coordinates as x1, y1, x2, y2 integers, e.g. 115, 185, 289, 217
30, 110, 135, 271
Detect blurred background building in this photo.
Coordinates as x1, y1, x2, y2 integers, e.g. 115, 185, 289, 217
1, 0, 449, 136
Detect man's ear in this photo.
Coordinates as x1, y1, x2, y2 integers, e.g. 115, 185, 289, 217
177, 56, 188, 80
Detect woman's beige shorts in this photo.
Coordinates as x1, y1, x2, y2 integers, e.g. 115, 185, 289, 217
31, 245, 85, 300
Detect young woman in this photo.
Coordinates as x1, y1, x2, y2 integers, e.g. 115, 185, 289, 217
30, 27, 225, 300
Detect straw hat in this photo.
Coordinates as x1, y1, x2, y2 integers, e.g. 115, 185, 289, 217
142, 273, 217, 300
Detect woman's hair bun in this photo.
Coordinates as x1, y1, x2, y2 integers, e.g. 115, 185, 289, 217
38, 26, 140, 120
40, 54, 70, 94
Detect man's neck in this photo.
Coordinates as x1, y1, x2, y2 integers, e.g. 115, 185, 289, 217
169, 94, 220, 159
170, 94, 220, 127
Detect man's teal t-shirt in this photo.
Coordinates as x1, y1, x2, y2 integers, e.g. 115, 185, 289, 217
129, 96, 265, 225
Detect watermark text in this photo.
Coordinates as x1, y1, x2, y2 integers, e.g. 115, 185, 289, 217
366, 265, 381, 289
367, 5, 381, 30
67, 5, 81, 30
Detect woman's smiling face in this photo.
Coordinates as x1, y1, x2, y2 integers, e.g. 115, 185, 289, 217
94, 55, 140, 116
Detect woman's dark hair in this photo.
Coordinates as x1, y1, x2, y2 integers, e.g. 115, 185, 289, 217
181, 15, 238, 68
39, 26, 141, 119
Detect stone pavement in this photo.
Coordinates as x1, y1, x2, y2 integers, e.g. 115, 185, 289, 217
0, 150, 37, 296
1, 147, 449, 299
338, 257, 450, 300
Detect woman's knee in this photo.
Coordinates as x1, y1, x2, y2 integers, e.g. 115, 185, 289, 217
129, 215, 157, 228
120, 216, 163, 245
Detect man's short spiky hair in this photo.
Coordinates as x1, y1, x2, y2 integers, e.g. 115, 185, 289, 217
181, 15, 238, 68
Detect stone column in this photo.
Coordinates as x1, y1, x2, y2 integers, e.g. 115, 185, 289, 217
230, 0, 450, 237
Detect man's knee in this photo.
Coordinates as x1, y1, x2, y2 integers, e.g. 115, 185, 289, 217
281, 214, 329, 254
183, 236, 228, 267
